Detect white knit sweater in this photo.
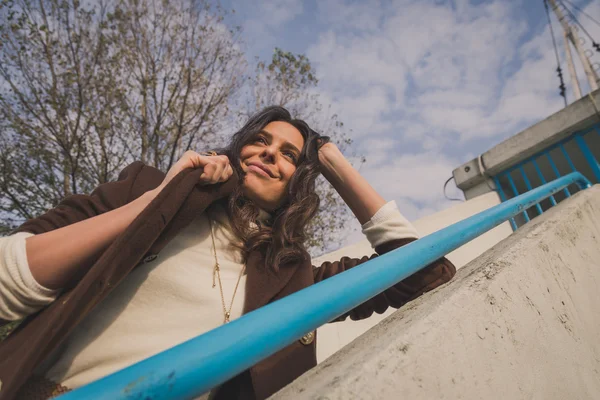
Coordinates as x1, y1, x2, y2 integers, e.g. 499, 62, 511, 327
0, 201, 418, 389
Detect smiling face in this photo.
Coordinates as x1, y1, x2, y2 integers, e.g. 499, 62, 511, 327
240, 121, 305, 211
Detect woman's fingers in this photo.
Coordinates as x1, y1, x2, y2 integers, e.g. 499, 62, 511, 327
199, 155, 231, 184
220, 164, 233, 182
157, 151, 232, 194
214, 156, 232, 182
200, 163, 222, 183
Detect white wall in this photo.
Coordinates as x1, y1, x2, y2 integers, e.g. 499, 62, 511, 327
314, 191, 513, 362
275, 186, 600, 399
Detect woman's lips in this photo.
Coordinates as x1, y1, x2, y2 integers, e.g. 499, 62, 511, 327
248, 164, 271, 178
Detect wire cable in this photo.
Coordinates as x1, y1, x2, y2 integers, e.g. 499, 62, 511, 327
443, 176, 463, 202
544, 0, 568, 106
557, 0, 600, 52
561, 0, 600, 28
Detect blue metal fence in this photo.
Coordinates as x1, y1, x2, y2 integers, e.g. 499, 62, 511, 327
493, 124, 600, 230
57, 172, 592, 400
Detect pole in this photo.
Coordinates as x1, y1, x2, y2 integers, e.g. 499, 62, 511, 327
548, 0, 600, 91
563, 30, 582, 100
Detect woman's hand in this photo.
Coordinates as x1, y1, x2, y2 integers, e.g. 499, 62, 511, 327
317, 142, 344, 180
317, 141, 349, 186
155, 151, 233, 194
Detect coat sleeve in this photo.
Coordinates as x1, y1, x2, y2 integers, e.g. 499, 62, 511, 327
0, 162, 158, 327
0, 232, 60, 322
312, 238, 456, 322
12, 161, 154, 235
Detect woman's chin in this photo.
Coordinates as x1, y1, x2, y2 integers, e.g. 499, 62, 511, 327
241, 180, 277, 211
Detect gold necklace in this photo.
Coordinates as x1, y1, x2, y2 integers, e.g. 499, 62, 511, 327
207, 217, 245, 324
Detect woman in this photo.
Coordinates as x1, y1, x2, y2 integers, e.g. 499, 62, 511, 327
0, 106, 455, 400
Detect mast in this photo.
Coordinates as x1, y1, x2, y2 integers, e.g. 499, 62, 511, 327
547, 0, 600, 91
563, 30, 582, 100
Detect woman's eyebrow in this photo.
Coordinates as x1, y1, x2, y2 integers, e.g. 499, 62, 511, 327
259, 130, 300, 154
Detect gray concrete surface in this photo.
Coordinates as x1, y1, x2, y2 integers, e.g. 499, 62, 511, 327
272, 185, 600, 400
314, 191, 512, 362
453, 88, 600, 196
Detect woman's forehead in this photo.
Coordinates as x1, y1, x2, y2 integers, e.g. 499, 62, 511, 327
262, 121, 304, 150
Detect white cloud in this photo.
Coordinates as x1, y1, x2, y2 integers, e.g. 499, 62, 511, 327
307, 1, 530, 145
352, 130, 462, 221
301, 0, 592, 232
257, 0, 303, 28
232, 0, 304, 53
363, 150, 459, 205
307, 30, 407, 99
316, 0, 384, 32
334, 86, 393, 134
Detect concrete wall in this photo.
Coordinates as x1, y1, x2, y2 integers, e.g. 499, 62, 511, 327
273, 185, 600, 400
314, 191, 512, 362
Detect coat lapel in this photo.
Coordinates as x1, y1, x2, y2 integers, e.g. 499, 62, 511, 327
148, 171, 236, 256
243, 251, 300, 314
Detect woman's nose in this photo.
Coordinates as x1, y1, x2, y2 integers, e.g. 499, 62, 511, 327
261, 146, 277, 163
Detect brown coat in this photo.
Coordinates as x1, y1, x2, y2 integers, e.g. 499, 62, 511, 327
0, 162, 456, 400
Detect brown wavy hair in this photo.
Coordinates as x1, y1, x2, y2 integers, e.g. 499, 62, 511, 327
218, 106, 322, 271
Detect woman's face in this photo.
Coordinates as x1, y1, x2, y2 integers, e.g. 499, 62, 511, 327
240, 121, 305, 211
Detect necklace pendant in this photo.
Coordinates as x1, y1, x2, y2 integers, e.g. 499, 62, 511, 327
224, 312, 230, 323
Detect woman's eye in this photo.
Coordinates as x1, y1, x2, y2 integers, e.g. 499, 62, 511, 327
284, 152, 298, 163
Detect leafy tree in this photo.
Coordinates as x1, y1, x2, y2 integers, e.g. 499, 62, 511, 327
0, 0, 128, 232
0, 0, 245, 233
107, 0, 245, 171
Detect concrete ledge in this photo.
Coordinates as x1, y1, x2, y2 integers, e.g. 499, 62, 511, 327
272, 185, 600, 400
453, 88, 600, 192
314, 191, 512, 362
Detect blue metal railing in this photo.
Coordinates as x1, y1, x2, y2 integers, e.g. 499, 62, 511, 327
58, 172, 592, 400
493, 124, 600, 230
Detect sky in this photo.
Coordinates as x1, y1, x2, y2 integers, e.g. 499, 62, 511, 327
222, 0, 600, 245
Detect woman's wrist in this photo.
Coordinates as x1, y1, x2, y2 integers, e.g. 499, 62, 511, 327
318, 143, 348, 184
